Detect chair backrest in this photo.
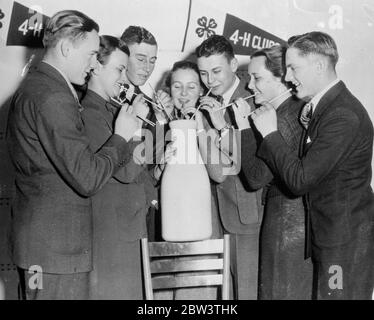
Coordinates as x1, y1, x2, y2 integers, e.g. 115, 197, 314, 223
141, 234, 230, 300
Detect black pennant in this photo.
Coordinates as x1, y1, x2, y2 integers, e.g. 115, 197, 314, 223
6, 1, 50, 48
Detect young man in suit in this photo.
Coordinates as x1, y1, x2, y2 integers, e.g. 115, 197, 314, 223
7, 10, 142, 300
120, 26, 158, 101
196, 35, 263, 300
120, 26, 173, 121
120, 26, 174, 241
251, 31, 374, 299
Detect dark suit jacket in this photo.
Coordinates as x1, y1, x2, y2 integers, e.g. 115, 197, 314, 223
6, 62, 132, 274
81, 90, 156, 241
241, 96, 304, 197
207, 78, 263, 234
258, 81, 374, 261
128, 86, 166, 173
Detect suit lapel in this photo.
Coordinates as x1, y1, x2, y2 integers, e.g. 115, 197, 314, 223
225, 78, 260, 226
301, 81, 345, 259
299, 129, 308, 157
102, 105, 116, 131
308, 81, 345, 133
225, 77, 252, 128
301, 81, 345, 154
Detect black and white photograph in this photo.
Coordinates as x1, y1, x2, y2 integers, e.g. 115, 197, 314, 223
0, 0, 373, 306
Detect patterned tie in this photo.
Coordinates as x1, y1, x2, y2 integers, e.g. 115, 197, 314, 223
211, 94, 224, 105
217, 95, 224, 104
300, 102, 313, 130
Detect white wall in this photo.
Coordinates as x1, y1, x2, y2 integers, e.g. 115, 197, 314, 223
1, 0, 374, 185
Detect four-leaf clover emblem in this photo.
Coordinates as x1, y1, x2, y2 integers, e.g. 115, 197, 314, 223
0, 9, 5, 29
195, 16, 217, 38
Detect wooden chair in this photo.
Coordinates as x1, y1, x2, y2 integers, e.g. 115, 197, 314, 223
0, 278, 5, 300
141, 234, 230, 300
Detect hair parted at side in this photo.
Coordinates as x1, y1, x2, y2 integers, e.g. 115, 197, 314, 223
287, 31, 339, 68
43, 10, 99, 49
165, 60, 203, 88
120, 26, 157, 46
97, 35, 129, 65
251, 45, 288, 79
195, 35, 235, 62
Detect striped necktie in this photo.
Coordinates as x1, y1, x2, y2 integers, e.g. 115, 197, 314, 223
300, 102, 313, 129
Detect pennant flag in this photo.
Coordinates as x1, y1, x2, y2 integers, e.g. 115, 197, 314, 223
182, 0, 226, 52
182, 1, 286, 56
6, 1, 49, 47
223, 14, 287, 56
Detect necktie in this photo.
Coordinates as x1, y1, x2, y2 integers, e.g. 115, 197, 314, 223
300, 102, 313, 130
217, 95, 224, 105
210, 94, 224, 105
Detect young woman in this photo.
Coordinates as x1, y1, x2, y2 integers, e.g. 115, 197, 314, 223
153, 61, 205, 180
81, 35, 154, 299
153, 60, 223, 299
233, 45, 313, 299
154, 60, 231, 185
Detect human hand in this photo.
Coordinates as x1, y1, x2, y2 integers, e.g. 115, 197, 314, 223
154, 141, 176, 181
250, 102, 278, 138
199, 96, 227, 130
132, 94, 150, 120
182, 106, 204, 131
232, 98, 251, 131
114, 104, 141, 141
118, 82, 135, 103
154, 90, 174, 123
180, 105, 196, 120
159, 141, 177, 171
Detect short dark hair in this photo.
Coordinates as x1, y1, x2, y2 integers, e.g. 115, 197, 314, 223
165, 60, 203, 88
97, 35, 129, 65
195, 35, 235, 62
120, 26, 157, 46
43, 10, 99, 49
251, 45, 287, 79
287, 31, 339, 68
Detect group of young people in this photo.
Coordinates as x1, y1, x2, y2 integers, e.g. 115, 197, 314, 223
5, 9, 374, 300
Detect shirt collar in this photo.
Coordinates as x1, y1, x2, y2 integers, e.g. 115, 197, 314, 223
309, 78, 340, 113
42, 60, 80, 104
222, 76, 240, 106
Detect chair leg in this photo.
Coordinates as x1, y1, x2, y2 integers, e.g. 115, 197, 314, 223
141, 238, 154, 300
222, 234, 230, 300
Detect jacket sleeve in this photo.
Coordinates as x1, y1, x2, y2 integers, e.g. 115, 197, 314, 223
36, 92, 131, 197
240, 128, 273, 190
82, 105, 146, 184
112, 135, 148, 184
200, 116, 238, 183
257, 108, 360, 195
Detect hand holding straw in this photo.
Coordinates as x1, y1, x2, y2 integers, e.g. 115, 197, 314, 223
191, 87, 213, 120
119, 84, 159, 109
213, 93, 258, 113
110, 97, 155, 127
248, 88, 293, 117
148, 83, 174, 121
